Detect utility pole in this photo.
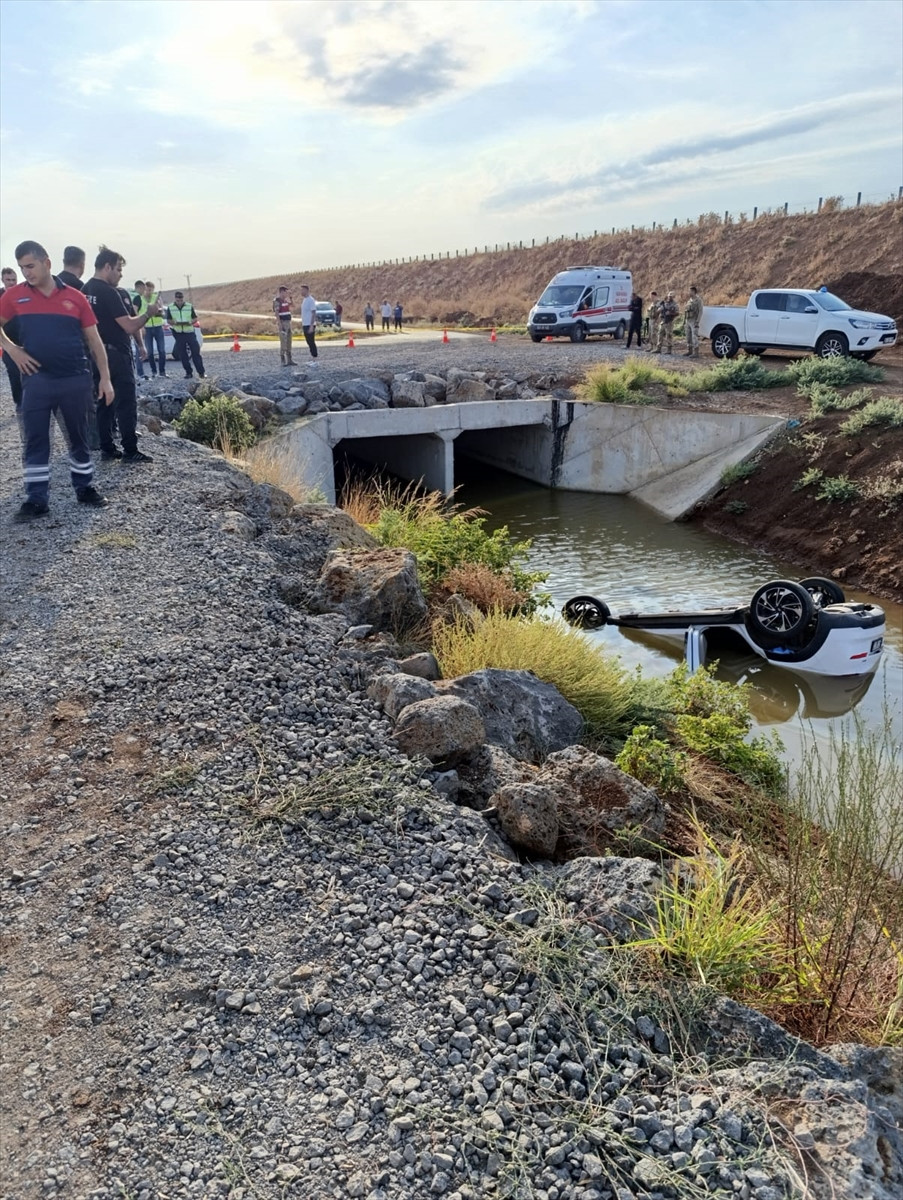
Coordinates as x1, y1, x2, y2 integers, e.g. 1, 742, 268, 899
185, 274, 193, 303
157, 276, 163, 299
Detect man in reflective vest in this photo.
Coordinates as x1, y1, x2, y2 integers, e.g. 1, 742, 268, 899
165, 292, 206, 379
143, 280, 166, 377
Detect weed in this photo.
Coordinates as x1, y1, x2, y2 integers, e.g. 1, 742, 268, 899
723, 499, 748, 515
860, 459, 903, 509
720, 460, 758, 486
794, 466, 823, 490
436, 563, 530, 614
577, 360, 664, 403
797, 430, 827, 457
838, 394, 903, 436
676, 712, 786, 796
806, 383, 872, 415
787, 356, 883, 393
145, 761, 199, 795
90, 531, 138, 549
815, 474, 861, 502
233, 437, 328, 504
615, 724, 687, 793
174, 394, 255, 452
684, 356, 786, 392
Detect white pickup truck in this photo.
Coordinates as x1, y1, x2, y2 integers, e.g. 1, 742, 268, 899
700, 288, 897, 360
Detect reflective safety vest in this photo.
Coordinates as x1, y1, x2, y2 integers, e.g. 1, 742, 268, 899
145, 291, 163, 327
168, 302, 195, 332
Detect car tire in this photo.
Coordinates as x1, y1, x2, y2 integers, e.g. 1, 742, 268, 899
798, 577, 845, 607
570, 324, 587, 344
562, 596, 610, 629
530, 333, 544, 343
816, 331, 849, 358
748, 580, 815, 643
711, 327, 739, 358
614, 320, 626, 340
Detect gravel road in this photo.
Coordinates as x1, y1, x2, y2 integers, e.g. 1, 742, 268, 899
0, 375, 894, 1200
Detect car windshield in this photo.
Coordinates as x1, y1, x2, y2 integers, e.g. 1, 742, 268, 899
316, 302, 333, 312
811, 292, 851, 312
538, 285, 584, 306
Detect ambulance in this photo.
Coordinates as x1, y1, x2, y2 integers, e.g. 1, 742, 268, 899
527, 265, 633, 343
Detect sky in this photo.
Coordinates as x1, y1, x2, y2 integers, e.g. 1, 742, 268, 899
1, 0, 901, 290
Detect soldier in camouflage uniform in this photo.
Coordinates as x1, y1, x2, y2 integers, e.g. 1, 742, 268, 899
654, 291, 678, 354
684, 285, 704, 356
646, 291, 660, 350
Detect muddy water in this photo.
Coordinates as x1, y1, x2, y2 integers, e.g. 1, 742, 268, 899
455, 462, 903, 767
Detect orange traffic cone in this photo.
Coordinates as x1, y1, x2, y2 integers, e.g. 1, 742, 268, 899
490, 328, 497, 343
231, 334, 241, 352
442, 329, 450, 344
347, 335, 355, 348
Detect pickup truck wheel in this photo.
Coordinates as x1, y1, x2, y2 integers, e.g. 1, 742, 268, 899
562, 596, 610, 629
711, 328, 739, 359
816, 331, 849, 358
530, 333, 544, 343
613, 320, 626, 340
570, 323, 587, 343
799, 577, 845, 607
748, 580, 814, 642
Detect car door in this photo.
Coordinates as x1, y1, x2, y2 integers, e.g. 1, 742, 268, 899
747, 291, 785, 343
775, 291, 820, 346
591, 285, 610, 334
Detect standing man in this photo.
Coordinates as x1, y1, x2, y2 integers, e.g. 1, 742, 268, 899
380, 299, 392, 331
143, 279, 166, 377
299, 284, 318, 364
626, 292, 643, 349
1, 266, 24, 415
273, 285, 295, 366
393, 301, 403, 331
645, 291, 660, 349
165, 292, 206, 379
130, 281, 149, 379
82, 245, 157, 462
334, 300, 343, 331
684, 285, 704, 357
655, 291, 679, 355
56, 245, 85, 290
364, 302, 374, 331
0, 240, 112, 519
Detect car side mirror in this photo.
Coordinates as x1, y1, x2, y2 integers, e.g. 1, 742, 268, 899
804, 306, 818, 314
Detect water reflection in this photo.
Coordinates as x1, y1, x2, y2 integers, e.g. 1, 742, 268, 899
455, 458, 902, 760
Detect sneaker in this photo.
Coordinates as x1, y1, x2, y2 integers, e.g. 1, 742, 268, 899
101, 448, 123, 460
198, 373, 206, 378
184, 373, 193, 379
159, 371, 167, 378
14, 500, 50, 522
76, 486, 108, 507
123, 450, 153, 464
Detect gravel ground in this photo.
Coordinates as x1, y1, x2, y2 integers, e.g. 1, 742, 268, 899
0, 375, 893, 1200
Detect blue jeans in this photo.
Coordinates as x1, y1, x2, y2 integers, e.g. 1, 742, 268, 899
144, 325, 166, 375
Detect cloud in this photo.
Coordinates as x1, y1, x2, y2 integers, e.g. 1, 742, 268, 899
486, 89, 901, 212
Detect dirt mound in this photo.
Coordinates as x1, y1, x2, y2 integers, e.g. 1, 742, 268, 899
190, 200, 903, 329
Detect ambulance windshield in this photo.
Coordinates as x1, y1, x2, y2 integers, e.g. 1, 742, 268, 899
538, 285, 584, 306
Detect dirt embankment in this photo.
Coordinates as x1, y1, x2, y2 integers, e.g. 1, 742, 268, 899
188, 200, 903, 327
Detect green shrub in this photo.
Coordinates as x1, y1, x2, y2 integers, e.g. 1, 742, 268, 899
174, 394, 255, 452
816, 474, 861, 502
807, 383, 873, 415
723, 499, 748, 515
787, 356, 883, 393
720, 460, 757, 486
665, 664, 752, 725
675, 712, 785, 795
685, 355, 786, 392
616, 725, 687, 793
838, 395, 903, 436
794, 466, 824, 490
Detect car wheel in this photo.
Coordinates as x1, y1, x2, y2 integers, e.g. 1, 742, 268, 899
711, 327, 739, 358
530, 333, 544, 343
798, 577, 845, 607
614, 320, 626, 340
562, 595, 610, 629
570, 323, 587, 343
816, 331, 849, 358
748, 580, 815, 642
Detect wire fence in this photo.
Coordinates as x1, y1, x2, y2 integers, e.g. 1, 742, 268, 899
326, 188, 902, 273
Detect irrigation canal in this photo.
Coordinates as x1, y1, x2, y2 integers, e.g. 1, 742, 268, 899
455, 459, 903, 771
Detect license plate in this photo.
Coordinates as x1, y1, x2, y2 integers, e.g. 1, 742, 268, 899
880, 334, 896, 344
870, 637, 884, 654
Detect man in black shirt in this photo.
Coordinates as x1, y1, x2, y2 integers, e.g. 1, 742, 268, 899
81, 246, 157, 462
56, 245, 85, 291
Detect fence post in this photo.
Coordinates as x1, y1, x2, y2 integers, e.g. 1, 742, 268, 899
856, 191, 862, 206
817, 197, 823, 212
673, 218, 678, 228
783, 202, 788, 215
531, 238, 535, 248
753, 206, 757, 220
724, 211, 728, 222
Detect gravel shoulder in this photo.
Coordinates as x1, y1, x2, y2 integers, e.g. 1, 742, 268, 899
1, 359, 900, 1200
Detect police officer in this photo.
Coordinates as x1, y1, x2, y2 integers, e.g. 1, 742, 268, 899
143, 280, 166, 376
165, 291, 206, 379
684, 286, 704, 357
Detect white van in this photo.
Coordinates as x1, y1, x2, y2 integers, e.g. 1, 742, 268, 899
527, 266, 632, 343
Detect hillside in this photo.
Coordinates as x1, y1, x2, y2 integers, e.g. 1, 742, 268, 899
189, 200, 903, 327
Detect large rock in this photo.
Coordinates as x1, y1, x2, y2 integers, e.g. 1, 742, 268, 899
396, 652, 441, 680
455, 743, 535, 808
243, 482, 296, 521
367, 672, 437, 720
423, 374, 446, 402
495, 783, 559, 857
552, 856, 663, 938
445, 372, 495, 404
393, 695, 485, 764
275, 394, 309, 416
390, 377, 427, 408
291, 505, 378, 551
329, 378, 390, 410
536, 745, 665, 856
309, 547, 428, 631
436, 669, 583, 763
